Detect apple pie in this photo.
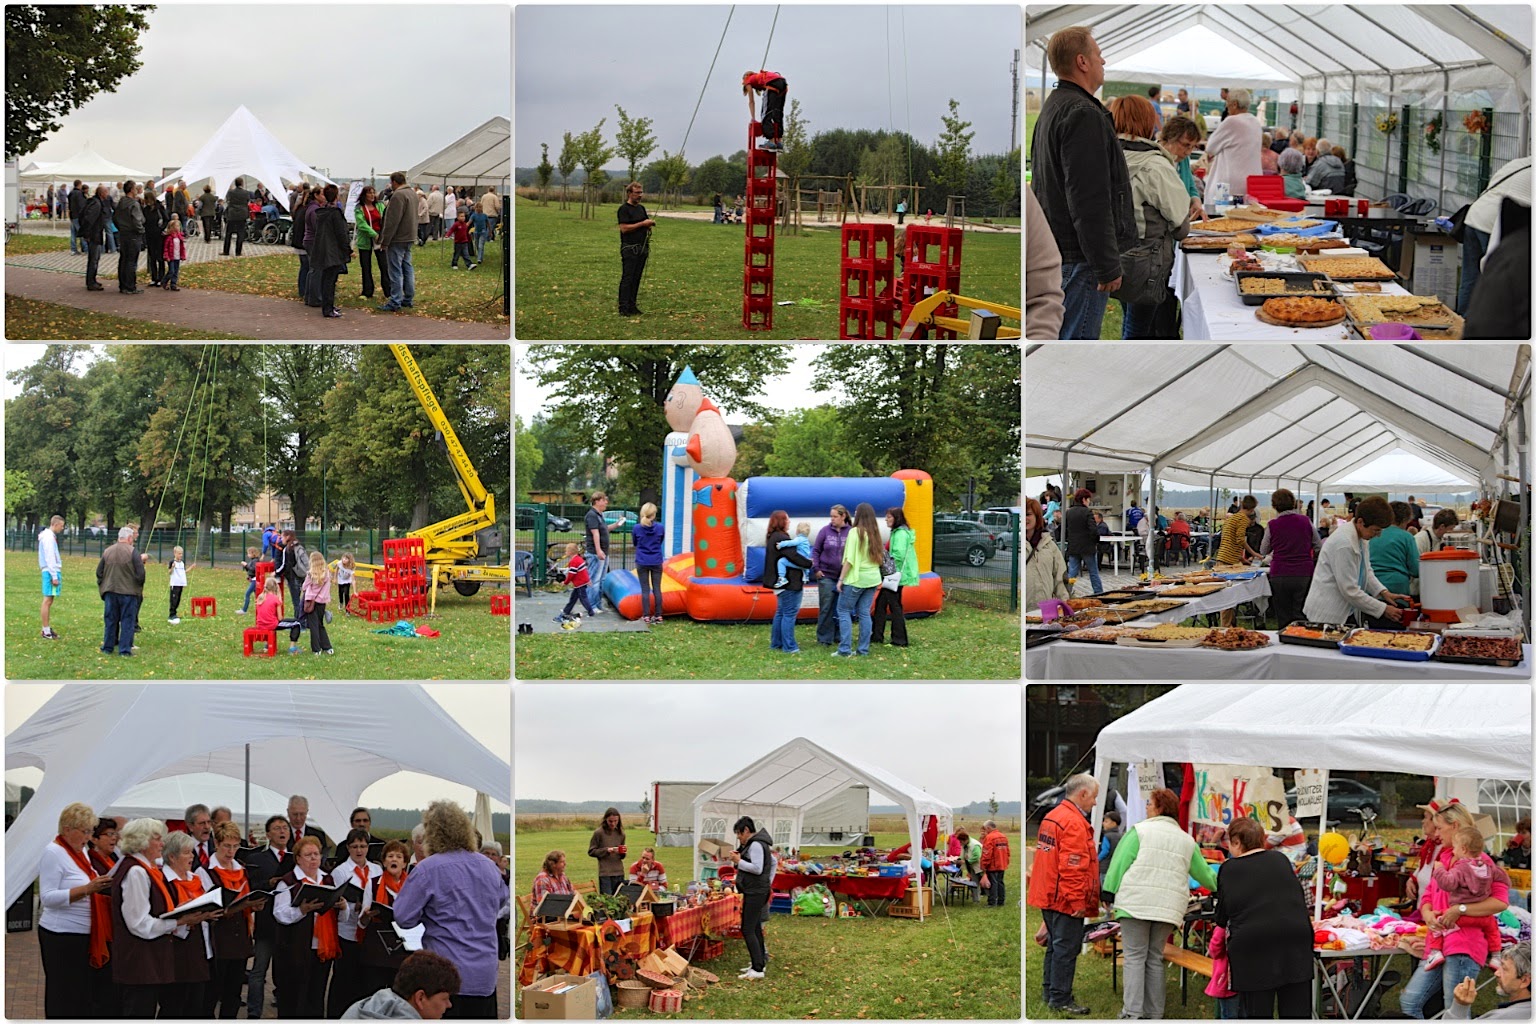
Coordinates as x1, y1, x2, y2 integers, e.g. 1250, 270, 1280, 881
1342, 295, 1456, 326
1260, 296, 1343, 324
1192, 217, 1263, 233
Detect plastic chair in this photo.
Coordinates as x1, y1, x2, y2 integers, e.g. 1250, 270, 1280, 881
1245, 175, 1306, 213
514, 550, 534, 597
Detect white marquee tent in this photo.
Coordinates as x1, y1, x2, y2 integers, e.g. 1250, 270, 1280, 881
690, 737, 952, 920
16, 144, 152, 185
1325, 448, 1476, 491
407, 116, 510, 190
5, 684, 510, 903
161, 106, 334, 213
1026, 5, 1532, 211
102, 773, 290, 823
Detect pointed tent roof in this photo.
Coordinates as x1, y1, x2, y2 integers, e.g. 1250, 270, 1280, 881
16, 144, 152, 184
5, 684, 509, 902
406, 116, 510, 187
689, 737, 953, 918
161, 106, 333, 212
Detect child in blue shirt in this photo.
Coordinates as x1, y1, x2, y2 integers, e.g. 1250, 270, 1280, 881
470, 207, 490, 262
773, 522, 813, 589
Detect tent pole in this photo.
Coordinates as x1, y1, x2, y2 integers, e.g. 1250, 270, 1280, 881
1519, 405, 1530, 638
244, 743, 250, 843
1314, 770, 1330, 932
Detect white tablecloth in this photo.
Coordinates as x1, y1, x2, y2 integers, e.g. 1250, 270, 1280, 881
1132, 574, 1272, 624
1027, 633, 1533, 680
1172, 247, 1413, 340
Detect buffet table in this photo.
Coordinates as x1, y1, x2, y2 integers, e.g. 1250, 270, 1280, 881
518, 911, 658, 985
771, 872, 911, 917
1134, 575, 1272, 624
1027, 632, 1533, 680
1173, 247, 1413, 340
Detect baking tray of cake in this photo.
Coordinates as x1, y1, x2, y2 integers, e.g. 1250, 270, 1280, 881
1234, 272, 1338, 305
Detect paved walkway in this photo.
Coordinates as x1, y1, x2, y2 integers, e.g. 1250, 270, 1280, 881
5, 233, 280, 274
5, 266, 508, 340
514, 587, 650, 634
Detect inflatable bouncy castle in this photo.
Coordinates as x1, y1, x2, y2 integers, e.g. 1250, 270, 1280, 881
602, 368, 944, 622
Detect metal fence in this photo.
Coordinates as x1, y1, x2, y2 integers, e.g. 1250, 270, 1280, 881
516, 503, 1020, 612
8, 528, 507, 568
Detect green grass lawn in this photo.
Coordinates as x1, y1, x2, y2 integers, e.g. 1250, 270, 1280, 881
4, 294, 254, 340
514, 599, 1020, 679
4, 232, 72, 254
515, 829, 1022, 1019
7, 554, 510, 679
177, 235, 508, 326
513, 198, 1021, 340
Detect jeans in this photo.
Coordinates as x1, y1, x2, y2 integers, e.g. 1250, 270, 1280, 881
1121, 299, 1160, 339
85, 243, 102, 287
1457, 226, 1491, 315
619, 246, 649, 313
740, 889, 770, 971
166, 259, 180, 288
1060, 261, 1112, 339
770, 587, 803, 651
102, 591, 138, 654
1215, 996, 1243, 1018
473, 227, 488, 262
638, 564, 663, 619
1066, 552, 1104, 595
585, 554, 608, 608
561, 585, 594, 618
105, 228, 117, 254
986, 868, 1006, 907
201, 216, 218, 243
598, 875, 622, 896
69, 218, 81, 253
1119, 917, 1175, 1019
297, 253, 310, 298
242, 579, 257, 612
319, 265, 341, 313
305, 250, 324, 306
222, 218, 244, 255
871, 584, 907, 645
815, 576, 840, 644
385, 243, 415, 308
429, 214, 442, 240
836, 583, 876, 655
1400, 952, 1480, 1018
116, 233, 142, 291
1040, 909, 1085, 1007
453, 240, 477, 267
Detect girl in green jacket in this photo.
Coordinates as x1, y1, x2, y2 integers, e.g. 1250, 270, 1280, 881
872, 506, 919, 647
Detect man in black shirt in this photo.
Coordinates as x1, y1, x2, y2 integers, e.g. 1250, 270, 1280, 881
617, 182, 654, 316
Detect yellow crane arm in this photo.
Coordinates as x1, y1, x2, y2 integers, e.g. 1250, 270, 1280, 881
897, 291, 1022, 340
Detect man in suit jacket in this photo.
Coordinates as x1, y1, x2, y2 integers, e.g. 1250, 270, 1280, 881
185, 803, 217, 871
284, 794, 333, 859
349, 806, 385, 863
242, 815, 292, 1020
223, 176, 251, 256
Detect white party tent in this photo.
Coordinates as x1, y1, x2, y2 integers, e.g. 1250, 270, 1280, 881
690, 737, 952, 920
407, 116, 510, 190
16, 144, 152, 185
103, 773, 289, 824
1026, 4, 1533, 212
1326, 448, 1476, 492
4, 684, 510, 903
160, 106, 334, 212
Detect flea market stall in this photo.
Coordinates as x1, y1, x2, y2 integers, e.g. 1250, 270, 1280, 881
1025, 345, 1532, 680
1087, 684, 1534, 1018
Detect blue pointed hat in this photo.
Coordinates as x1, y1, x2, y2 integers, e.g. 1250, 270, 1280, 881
677, 366, 700, 386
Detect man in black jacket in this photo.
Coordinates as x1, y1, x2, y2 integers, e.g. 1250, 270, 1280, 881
112, 180, 146, 294
1062, 488, 1103, 595
68, 180, 86, 254
242, 815, 292, 1020
1029, 26, 1134, 339
79, 185, 111, 290
223, 176, 250, 256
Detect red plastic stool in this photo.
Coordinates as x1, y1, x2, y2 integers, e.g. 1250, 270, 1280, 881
191, 596, 216, 617
490, 594, 511, 615
243, 628, 277, 657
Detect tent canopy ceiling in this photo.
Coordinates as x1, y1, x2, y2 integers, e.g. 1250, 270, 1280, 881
1325, 448, 1475, 490
160, 106, 334, 213
406, 116, 510, 186
1099, 25, 1301, 91
5, 684, 510, 902
16, 144, 152, 184
103, 773, 289, 823
1025, 344, 1529, 490
1093, 683, 1533, 780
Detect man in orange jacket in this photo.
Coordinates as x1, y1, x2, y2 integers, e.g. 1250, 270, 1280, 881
981, 819, 1012, 907
1026, 774, 1101, 1016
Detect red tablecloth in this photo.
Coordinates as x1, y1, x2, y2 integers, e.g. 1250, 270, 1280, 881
771, 873, 910, 899
659, 894, 742, 946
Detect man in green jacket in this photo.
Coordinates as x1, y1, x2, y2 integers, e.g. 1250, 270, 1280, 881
96, 526, 146, 656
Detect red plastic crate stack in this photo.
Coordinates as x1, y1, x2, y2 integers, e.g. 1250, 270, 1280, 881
742, 121, 777, 331
360, 538, 430, 619
901, 226, 963, 339
838, 223, 898, 339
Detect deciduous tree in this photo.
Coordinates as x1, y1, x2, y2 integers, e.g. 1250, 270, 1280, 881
614, 105, 658, 185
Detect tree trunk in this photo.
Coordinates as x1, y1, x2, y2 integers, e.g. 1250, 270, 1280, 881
197, 509, 214, 562
291, 497, 311, 535
411, 490, 433, 532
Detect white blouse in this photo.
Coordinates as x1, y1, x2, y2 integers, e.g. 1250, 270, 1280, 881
38, 840, 93, 935
329, 859, 383, 941
274, 869, 327, 950
120, 854, 185, 942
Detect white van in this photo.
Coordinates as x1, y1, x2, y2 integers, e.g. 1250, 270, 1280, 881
977, 507, 1020, 549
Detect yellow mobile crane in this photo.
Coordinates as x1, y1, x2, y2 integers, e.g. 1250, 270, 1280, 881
354, 345, 509, 615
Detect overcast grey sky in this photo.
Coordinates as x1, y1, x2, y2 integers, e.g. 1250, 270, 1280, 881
17, 4, 510, 177
515, 684, 1022, 804
6, 685, 510, 812
514, 4, 1024, 168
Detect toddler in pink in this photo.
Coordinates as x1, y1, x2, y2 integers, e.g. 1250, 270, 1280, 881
1423, 826, 1508, 970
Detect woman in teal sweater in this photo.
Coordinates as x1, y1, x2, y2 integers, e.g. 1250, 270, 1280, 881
872, 506, 919, 647
835, 502, 884, 657
1369, 501, 1421, 598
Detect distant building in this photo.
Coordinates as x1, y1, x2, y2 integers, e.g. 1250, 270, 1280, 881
1027, 686, 1112, 780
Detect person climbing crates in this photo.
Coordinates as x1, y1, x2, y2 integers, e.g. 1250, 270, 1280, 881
743, 70, 789, 152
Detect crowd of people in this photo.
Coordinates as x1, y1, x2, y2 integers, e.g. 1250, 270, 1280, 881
35, 795, 509, 1019
1030, 776, 1533, 1019
1025, 24, 1534, 339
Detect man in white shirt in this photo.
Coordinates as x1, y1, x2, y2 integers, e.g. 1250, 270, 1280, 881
38, 514, 64, 639
1302, 495, 1412, 626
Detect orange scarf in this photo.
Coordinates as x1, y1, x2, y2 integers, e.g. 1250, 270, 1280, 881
297, 871, 341, 962
375, 871, 404, 906
169, 874, 207, 948
212, 862, 252, 935
55, 836, 111, 968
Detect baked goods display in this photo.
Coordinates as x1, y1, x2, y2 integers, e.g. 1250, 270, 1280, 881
1064, 598, 1104, 611
1239, 276, 1334, 295
1201, 627, 1272, 650
1093, 608, 1151, 625
1434, 635, 1523, 663
1026, 610, 1105, 626
1258, 296, 1345, 327
1298, 255, 1396, 280
1137, 624, 1214, 641
1112, 599, 1190, 614
1341, 295, 1458, 327
1344, 630, 1436, 651
1191, 217, 1264, 233
1280, 622, 1350, 642
1059, 626, 1136, 644
1184, 233, 1257, 251
1156, 582, 1226, 597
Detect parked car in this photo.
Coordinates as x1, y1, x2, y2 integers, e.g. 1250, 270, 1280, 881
604, 510, 639, 534
933, 519, 996, 567
1285, 778, 1380, 821
977, 509, 1019, 550
515, 508, 572, 533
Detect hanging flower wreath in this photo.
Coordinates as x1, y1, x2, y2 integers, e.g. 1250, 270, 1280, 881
1463, 110, 1491, 136
1424, 112, 1444, 154
1375, 113, 1400, 135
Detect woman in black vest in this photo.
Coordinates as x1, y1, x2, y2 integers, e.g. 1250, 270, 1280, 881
87, 817, 123, 1018
727, 816, 776, 980
358, 840, 413, 996
206, 821, 263, 1018
272, 835, 333, 1018
160, 829, 214, 1018
111, 819, 220, 1019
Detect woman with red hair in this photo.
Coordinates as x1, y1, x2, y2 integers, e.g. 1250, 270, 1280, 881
1102, 788, 1220, 1019
1108, 92, 1194, 339
765, 509, 812, 654
1026, 498, 1070, 608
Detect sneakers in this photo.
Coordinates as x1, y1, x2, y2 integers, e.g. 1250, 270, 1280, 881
740, 969, 766, 980
168, 617, 181, 625
235, 608, 246, 615
41, 629, 60, 640
771, 577, 788, 590
468, 263, 479, 270
1422, 950, 1446, 971
1049, 1003, 1091, 1016
289, 644, 301, 655
832, 650, 851, 658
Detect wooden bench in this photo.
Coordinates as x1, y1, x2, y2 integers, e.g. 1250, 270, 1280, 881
1163, 943, 1215, 1006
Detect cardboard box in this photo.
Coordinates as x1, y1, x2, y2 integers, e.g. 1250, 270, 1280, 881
697, 837, 734, 860
522, 973, 598, 1019
1410, 236, 1459, 309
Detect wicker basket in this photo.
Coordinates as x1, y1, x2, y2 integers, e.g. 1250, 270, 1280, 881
648, 988, 684, 1013
615, 981, 651, 1010
1510, 868, 1532, 889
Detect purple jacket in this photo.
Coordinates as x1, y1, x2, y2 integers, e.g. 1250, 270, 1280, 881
811, 523, 850, 578
392, 849, 508, 997
1261, 510, 1321, 577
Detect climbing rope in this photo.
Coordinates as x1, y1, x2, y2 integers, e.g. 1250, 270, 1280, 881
150, 346, 210, 552
901, 8, 914, 197
759, 5, 780, 71
190, 349, 219, 563
173, 347, 216, 558
679, 5, 736, 158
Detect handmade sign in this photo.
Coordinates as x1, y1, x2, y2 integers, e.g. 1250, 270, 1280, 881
1135, 761, 1162, 804
1293, 769, 1329, 818
1190, 764, 1288, 830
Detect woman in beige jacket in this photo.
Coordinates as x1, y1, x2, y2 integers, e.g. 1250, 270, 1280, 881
1026, 188, 1064, 339
1025, 498, 1070, 608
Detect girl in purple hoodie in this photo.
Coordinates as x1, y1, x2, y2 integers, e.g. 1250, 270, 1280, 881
811, 504, 851, 646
